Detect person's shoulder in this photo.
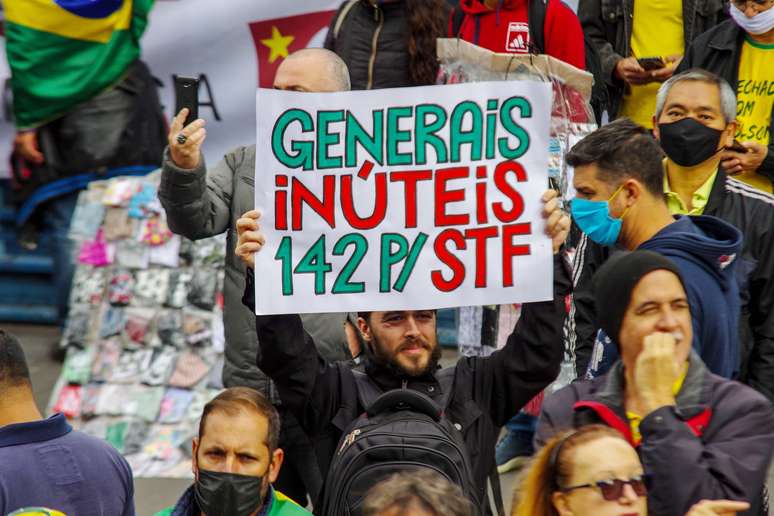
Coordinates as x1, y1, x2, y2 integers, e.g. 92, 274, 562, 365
720, 177, 774, 227
542, 378, 593, 413
66, 430, 132, 469
705, 373, 774, 416
273, 490, 312, 515
690, 18, 739, 48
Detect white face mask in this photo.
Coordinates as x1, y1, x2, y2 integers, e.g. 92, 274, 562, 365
730, 3, 774, 35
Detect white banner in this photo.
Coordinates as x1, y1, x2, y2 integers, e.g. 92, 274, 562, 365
254, 80, 554, 315
0, 1, 340, 178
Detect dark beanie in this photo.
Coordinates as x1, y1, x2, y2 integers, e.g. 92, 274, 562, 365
593, 250, 686, 344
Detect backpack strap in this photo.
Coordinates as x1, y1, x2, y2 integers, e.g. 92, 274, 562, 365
436, 367, 456, 410
489, 464, 506, 516
527, 0, 548, 55
333, 0, 359, 42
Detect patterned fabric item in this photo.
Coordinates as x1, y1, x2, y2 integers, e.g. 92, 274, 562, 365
91, 338, 122, 382
142, 216, 173, 246
103, 208, 136, 241
108, 270, 134, 306
80, 383, 102, 417
61, 347, 96, 385
68, 202, 106, 239
166, 270, 192, 308
128, 182, 161, 218
156, 310, 185, 348
116, 239, 150, 269
134, 269, 171, 306
158, 388, 195, 423
62, 306, 92, 347
169, 351, 210, 388
100, 306, 126, 338
112, 349, 154, 384
69, 267, 106, 306
150, 234, 181, 267
52, 384, 82, 418
187, 269, 217, 310
143, 346, 179, 386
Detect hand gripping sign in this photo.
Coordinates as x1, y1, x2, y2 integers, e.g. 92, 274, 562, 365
254, 80, 553, 314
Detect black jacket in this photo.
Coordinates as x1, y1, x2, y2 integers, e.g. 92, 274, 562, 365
578, 0, 727, 119
570, 171, 774, 401
536, 353, 774, 516
324, 1, 415, 89
677, 19, 774, 180
243, 256, 570, 513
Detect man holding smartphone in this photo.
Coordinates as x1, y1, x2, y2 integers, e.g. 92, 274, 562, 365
159, 48, 354, 509
579, 0, 727, 129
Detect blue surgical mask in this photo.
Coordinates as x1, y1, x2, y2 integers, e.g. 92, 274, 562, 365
570, 185, 628, 247
730, 3, 774, 35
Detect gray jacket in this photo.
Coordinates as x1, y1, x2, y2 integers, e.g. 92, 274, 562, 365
159, 145, 351, 397
578, 0, 727, 119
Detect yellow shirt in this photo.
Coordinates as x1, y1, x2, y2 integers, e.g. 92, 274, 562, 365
619, 0, 684, 128
627, 365, 688, 444
664, 169, 718, 215
734, 36, 774, 193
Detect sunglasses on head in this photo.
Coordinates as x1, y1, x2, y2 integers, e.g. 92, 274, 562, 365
561, 474, 651, 501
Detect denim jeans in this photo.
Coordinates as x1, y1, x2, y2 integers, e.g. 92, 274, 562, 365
44, 191, 80, 323
505, 411, 538, 433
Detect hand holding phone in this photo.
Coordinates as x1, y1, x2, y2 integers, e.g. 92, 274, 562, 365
174, 75, 200, 127
637, 57, 665, 71
725, 139, 749, 154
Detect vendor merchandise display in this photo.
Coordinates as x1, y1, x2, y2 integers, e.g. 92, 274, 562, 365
48, 172, 225, 478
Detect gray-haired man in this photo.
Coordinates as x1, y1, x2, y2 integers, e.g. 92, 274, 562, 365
159, 48, 357, 508
652, 68, 774, 402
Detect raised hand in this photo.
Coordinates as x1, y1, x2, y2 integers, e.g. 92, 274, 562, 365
168, 108, 206, 170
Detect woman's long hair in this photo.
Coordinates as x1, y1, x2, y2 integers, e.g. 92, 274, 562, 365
404, 0, 450, 85
513, 425, 628, 516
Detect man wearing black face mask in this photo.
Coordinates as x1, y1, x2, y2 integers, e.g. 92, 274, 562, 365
155, 387, 310, 516
653, 69, 774, 402
677, 0, 774, 192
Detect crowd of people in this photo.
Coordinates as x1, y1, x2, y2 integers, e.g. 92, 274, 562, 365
2, 0, 774, 515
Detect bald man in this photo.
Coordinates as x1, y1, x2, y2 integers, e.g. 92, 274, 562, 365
159, 48, 353, 508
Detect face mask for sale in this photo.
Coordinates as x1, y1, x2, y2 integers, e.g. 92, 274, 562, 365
195, 469, 266, 516
729, 3, 774, 35
658, 118, 724, 167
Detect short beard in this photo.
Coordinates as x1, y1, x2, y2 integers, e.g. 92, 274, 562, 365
369, 335, 442, 378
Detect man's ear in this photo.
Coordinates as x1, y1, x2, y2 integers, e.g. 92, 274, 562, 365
622, 178, 642, 207
722, 120, 737, 148
192, 438, 199, 478
552, 491, 574, 516
652, 116, 660, 140
357, 316, 372, 343
268, 448, 285, 484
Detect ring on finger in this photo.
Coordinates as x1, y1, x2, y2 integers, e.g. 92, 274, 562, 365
176, 133, 188, 145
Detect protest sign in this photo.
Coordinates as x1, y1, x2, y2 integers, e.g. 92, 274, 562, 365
254, 80, 553, 314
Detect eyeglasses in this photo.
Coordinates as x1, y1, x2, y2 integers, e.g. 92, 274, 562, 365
561, 474, 651, 501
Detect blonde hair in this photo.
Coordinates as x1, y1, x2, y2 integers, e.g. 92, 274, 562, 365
512, 425, 627, 516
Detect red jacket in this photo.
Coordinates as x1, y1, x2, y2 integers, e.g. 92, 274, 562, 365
451, 0, 585, 69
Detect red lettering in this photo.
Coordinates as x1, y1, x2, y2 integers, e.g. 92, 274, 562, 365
431, 229, 466, 292
476, 181, 488, 224
464, 226, 499, 288
275, 189, 288, 230
390, 170, 433, 228
502, 223, 532, 287
434, 166, 470, 227
340, 172, 388, 230
493, 161, 526, 223
291, 176, 336, 230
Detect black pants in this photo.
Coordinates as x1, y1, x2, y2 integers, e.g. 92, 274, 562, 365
275, 407, 323, 509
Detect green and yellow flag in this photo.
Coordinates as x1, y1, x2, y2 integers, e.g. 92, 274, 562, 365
4, 0, 153, 129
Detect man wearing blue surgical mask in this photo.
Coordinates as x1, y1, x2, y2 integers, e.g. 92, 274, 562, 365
567, 118, 742, 379
677, 0, 774, 193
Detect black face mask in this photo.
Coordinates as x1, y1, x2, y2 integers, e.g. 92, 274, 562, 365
658, 117, 724, 167
195, 469, 265, 516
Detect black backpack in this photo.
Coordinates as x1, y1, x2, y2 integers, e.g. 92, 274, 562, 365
451, 0, 609, 124
316, 368, 486, 516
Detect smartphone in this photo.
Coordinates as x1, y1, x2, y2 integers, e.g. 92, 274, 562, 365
725, 139, 749, 153
174, 75, 200, 127
637, 57, 665, 71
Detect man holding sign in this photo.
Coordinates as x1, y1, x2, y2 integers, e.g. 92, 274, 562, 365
236, 76, 571, 514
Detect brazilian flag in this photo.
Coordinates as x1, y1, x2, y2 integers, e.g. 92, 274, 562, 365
4, 0, 153, 129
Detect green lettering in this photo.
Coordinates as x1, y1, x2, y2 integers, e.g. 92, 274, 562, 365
272, 109, 314, 170
498, 97, 531, 160
380, 233, 408, 292
345, 110, 384, 167
316, 111, 344, 170
275, 236, 294, 296
386, 106, 414, 166
294, 235, 332, 295
332, 233, 368, 294
450, 101, 483, 162
393, 233, 428, 292
415, 104, 448, 165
